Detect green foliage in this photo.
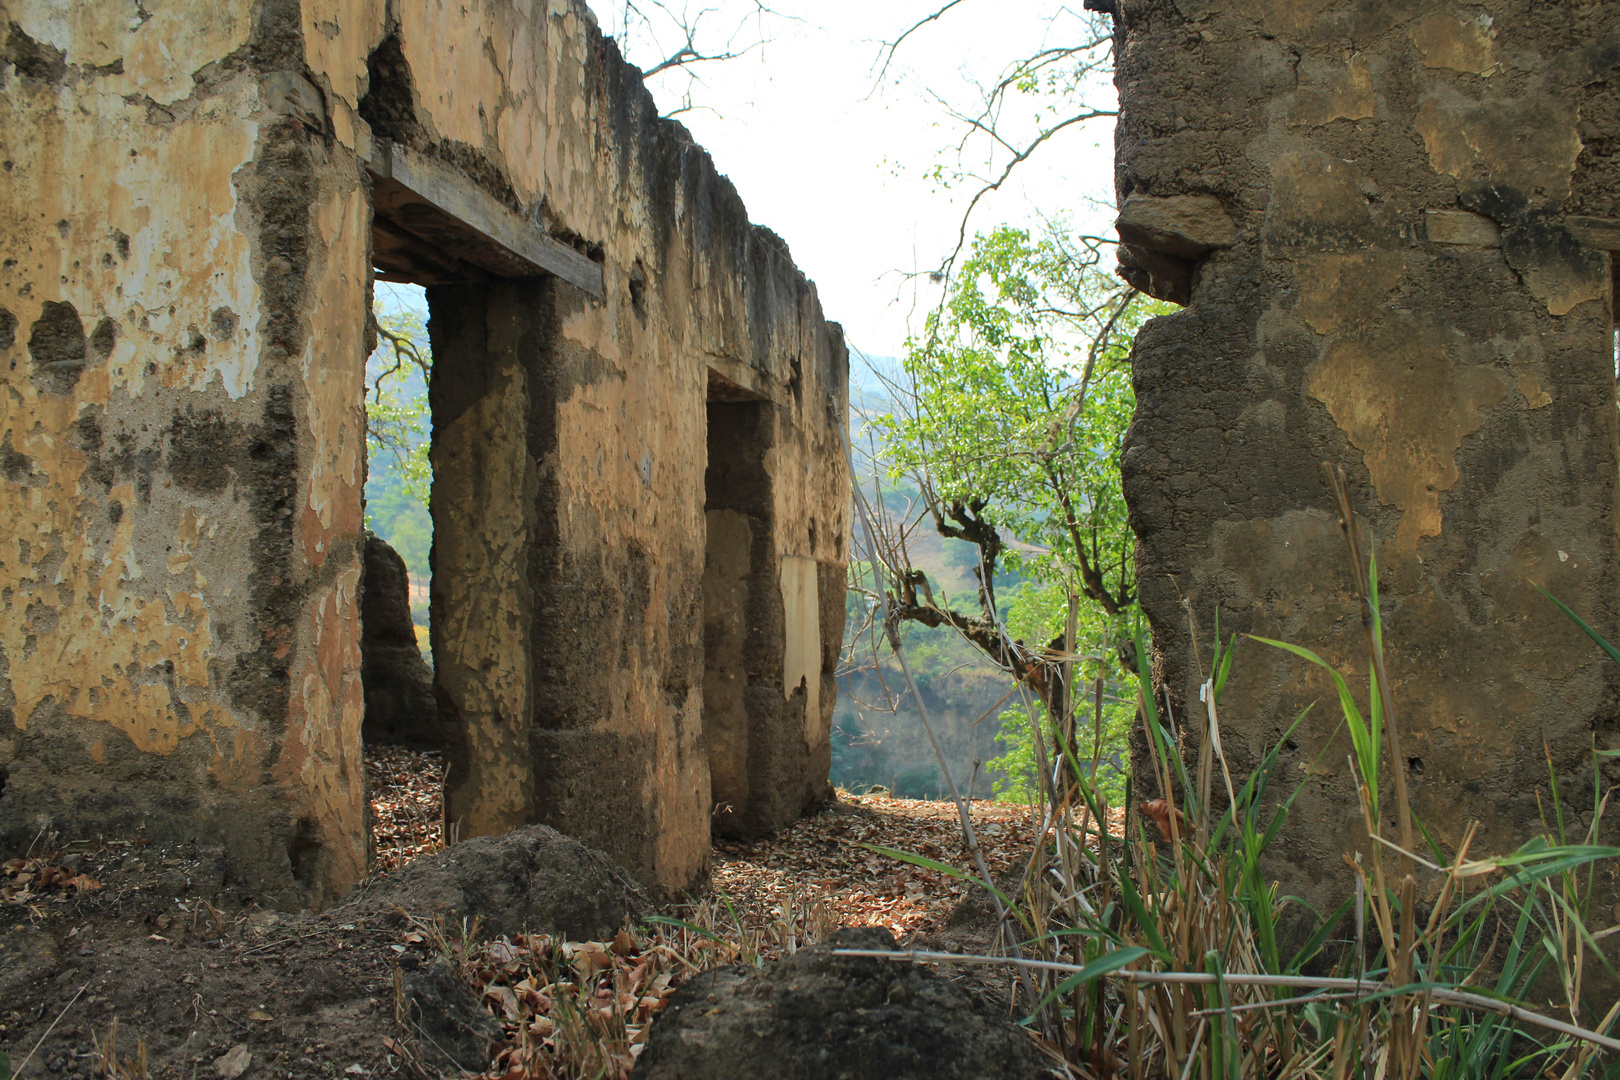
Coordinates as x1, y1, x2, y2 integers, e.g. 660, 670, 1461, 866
876, 227, 1170, 805
367, 303, 432, 509
986, 692, 1133, 806
364, 298, 434, 593
870, 571, 1620, 1076
983, 579, 1135, 803
882, 225, 1166, 597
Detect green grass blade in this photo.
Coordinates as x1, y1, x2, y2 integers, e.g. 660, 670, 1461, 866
1028, 946, 1149, 1021
1286, 895, 1352, 972
1250, 635, 1379, 815
1534, 583, 1620, 668
642, 915, 727, 943
1410, 808, 1450, 871
1116, 871, 1171, 963
1215, 632, 1238, 701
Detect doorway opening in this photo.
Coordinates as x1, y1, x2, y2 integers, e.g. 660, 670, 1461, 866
362, 185, 545, 865
702, 371, 776, 839
361, 268, 447, 872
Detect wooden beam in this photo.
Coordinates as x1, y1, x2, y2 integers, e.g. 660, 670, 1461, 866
370, 214, 482, 285
365, 140, 605, 298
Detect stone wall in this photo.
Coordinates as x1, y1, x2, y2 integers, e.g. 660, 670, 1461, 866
1113, 0, 1620, 913
0, 0, 848, 905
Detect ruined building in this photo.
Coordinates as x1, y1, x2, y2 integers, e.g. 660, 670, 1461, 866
1113, 1, 1620, 904
0, 0, 849, 907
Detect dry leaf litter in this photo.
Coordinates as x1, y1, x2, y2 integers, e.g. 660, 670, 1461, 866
0, 750, 1106, 1080
363, 750, 1078, 1077
366, 744, 449, 873
712, 794, 1046, 945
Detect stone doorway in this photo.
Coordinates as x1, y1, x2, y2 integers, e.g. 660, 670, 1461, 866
702, 374, 775, 839
364, 161, 593, 850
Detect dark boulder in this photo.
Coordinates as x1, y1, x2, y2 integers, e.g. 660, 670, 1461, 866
632, 927, 1056, 1080
402, 959, 505, 1072
335, 824, 652, 940
361, 531, 439, 747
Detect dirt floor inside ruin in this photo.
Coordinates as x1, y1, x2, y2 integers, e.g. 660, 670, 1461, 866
0, 747, 1079, 1080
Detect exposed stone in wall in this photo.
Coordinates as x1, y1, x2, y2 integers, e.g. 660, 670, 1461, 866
0, 0, 848, 905
359, 533, 436, 748
1113, 0, 1620, 921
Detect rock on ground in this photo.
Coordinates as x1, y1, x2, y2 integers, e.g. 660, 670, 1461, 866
632, 927, 1057, 1080
402, 958, 505, 1073
336, 824, 652, 939
360, 531, 439, 747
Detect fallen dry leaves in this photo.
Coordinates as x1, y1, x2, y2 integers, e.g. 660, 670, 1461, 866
1138, 797, 1190, 841
363, 745, 1115, 954
360, 760, 1136, 1078
366, 744, 447, 874
712, 794, 1043, 946
392, 920, 731, 1080
2, 856, 101, 904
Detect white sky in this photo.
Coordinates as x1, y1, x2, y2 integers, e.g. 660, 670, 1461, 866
602, 1, 1120, 360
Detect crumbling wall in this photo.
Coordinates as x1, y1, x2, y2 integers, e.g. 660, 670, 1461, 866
0, 1, 371, 907
336, 1, 846, 892
1113, 0, 1620, 910
0, 0, 848, 903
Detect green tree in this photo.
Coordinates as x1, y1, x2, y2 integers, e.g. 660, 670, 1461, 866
363, 298, 434, 633
366, 303, 432, 509
867, 223, 1170, 801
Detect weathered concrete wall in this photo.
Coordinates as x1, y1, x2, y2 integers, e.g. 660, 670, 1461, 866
1113, 0, 1620, 911
0, 0, 371, 907
0, 0, 848, 903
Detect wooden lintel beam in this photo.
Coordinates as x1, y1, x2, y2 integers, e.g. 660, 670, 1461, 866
365, 139, 606, 298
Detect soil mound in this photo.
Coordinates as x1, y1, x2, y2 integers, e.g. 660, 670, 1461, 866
632, 926, 1056, 1080
337, 824, 651, 939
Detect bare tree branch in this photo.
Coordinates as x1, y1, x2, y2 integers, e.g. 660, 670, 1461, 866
873, 0, 972, 85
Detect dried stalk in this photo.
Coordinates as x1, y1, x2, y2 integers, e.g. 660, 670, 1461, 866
831, 950, 1620, 1055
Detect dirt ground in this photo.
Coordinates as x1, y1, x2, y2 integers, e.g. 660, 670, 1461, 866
0, 748, 1062, 1080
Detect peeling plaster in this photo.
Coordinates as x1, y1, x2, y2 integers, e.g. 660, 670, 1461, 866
1307, 324, 1507, 548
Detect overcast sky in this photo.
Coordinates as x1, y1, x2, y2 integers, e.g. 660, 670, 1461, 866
603, 0, 1120, 361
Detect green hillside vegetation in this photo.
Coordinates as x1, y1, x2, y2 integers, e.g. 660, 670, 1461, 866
844, 225, 1172, 806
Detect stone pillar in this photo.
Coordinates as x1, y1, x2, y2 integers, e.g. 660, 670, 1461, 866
359, 533, 438, 747
1114, 0, 1620, 908
429, 280, 544, 843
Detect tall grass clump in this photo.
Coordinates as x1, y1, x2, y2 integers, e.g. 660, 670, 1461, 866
852, 464, 1620, 1079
